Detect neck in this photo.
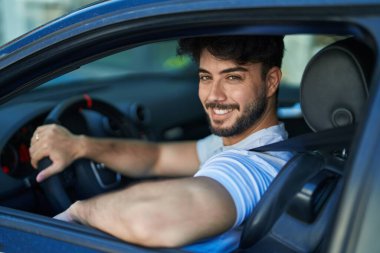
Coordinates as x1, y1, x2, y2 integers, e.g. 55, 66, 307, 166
222, 104, 279, 146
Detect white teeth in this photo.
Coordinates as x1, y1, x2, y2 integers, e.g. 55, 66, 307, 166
213, 108, 231, 115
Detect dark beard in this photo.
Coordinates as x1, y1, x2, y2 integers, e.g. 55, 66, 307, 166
206, 87, 268, 137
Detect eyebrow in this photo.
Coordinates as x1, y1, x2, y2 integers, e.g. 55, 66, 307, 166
198, 67, 249, 74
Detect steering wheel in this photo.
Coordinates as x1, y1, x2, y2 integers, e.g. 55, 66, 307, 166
37, 95, 139, 213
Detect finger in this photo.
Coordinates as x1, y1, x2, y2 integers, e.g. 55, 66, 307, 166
54, 210, 72, 222
29, 148, 37, 168
54, 209, 77, 223
30, 131, 39, 146
30, 132, 55, 168
29, 139, 40, 153
31, 126, 47, 146
36, 170, 48, 183
35, 125, 49, 133
32, 124, 53, 138
35, 162, 63, 183
30, 151, 41, 169
30, 146, 50, 168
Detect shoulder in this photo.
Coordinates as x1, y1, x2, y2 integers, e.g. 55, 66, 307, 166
196, 134, 223, 164
197, 149, 284, 189
194, 149, 282, 227
203, 149, 288, 173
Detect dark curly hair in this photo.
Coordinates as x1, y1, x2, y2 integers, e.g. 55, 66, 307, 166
177, 36, 284, 79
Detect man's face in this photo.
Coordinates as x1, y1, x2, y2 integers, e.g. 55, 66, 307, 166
198, 49, 268, 138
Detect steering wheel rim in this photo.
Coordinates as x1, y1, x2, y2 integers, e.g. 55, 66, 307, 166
38, 95, 138, 212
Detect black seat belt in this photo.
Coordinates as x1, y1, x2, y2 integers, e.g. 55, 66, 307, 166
249, 125, 355, 152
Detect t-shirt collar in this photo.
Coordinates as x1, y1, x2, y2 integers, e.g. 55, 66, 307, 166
222, 123, 287, 151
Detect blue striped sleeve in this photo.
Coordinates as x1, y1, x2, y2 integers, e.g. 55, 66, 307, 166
194, 149, 280, 227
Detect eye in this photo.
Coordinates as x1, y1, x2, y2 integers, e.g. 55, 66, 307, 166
227, 75, 242, 81
199, 75, 212, 81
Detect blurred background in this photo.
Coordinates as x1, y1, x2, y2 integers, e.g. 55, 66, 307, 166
0, 0, 94, 45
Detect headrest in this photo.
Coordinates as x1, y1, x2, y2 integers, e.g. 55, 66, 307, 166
300, 38, 374, 132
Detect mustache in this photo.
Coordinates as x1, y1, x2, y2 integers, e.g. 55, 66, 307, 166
205, 102, 239, 111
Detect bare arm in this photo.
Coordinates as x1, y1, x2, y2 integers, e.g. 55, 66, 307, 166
80, 136, 200, 177
81, 136, 199, 176
64, 176, 236, 247
30, 124, 200, 182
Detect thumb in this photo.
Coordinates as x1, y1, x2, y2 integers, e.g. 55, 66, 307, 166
54, 209, 75, 223
36, 162, 63, 183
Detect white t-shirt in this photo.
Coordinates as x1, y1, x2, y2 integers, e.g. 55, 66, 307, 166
184, 123, 293, 253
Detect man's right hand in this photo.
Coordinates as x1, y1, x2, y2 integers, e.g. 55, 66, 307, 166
29, 124, 83, 183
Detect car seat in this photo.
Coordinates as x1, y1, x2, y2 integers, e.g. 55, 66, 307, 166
237, 37, 374, 253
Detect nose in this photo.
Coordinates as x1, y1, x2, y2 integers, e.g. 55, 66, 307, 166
206, 80, 227, 102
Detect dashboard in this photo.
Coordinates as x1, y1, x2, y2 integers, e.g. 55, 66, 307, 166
1, 115, 44, 179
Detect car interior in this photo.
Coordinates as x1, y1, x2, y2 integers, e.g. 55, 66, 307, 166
0, 35, 315, 215
0, 27, 375, 252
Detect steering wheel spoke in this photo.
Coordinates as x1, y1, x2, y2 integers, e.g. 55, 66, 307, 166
39, 95, 139, 212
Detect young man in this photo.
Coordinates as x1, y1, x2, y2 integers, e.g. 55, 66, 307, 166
29, 36, 292, 252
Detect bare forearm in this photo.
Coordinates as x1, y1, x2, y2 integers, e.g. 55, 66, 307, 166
78, 136, 200, 177
69, 189, 145, 244
68, 178, 236, 247
79, 136, 160, 177
30, 124, 198, 182
69, 181, 183, 246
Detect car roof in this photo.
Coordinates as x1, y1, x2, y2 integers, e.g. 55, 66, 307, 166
1, 0, 379, 57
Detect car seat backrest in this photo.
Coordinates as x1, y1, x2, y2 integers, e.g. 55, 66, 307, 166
301, 37, 373, 132
238, 37, 374, 252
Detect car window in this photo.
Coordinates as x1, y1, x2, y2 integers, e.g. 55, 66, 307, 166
39, 35, 342, 118
282, 35, 346, 86
42, 41, 193, 86
279, 35, 345, 118
43, 35, 340, 84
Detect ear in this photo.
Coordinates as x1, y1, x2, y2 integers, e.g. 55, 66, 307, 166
265, 66, 282, 98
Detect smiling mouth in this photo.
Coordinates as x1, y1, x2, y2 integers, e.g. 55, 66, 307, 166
206, 102, 239, 111
205, 103, 239, 120
213, 108, 233, 115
